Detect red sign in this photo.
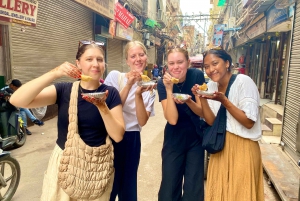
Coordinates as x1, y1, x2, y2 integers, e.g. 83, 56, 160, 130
114, 2, 135, 29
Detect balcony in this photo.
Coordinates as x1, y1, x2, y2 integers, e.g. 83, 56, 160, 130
157, 9, 167, 29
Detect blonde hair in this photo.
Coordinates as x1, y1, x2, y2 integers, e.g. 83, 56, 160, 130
124, 41, 147, 59
167, 48, 189, 61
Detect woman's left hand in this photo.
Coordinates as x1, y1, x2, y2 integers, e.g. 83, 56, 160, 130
136, 84, 157, 95
200, 91, 226, 103
82, 90, 108, 106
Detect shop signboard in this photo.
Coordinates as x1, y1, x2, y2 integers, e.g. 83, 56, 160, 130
74, 0, 114, 20
246, 17, 266, 39
114, 2, 135, 29
212, 24, 225, 46
115, 22, 133, 41
0, 0, 39, 27
266, 4, 288, 30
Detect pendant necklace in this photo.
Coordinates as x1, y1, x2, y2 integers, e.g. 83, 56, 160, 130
79, 83, 100, 94
176, 80, 186, 93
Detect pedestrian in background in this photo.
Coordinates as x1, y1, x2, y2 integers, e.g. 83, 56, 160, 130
157, 47, 205, 201
9, 40, 125, 200
192, 48, 264, 201
104, 40, 156, 201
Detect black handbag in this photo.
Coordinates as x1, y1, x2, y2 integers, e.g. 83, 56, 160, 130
202, 74, 237, 154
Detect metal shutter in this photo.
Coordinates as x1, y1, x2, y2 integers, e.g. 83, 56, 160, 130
107, 39, 123, 73
282, 2, 300, 163
10, 1, 93, 83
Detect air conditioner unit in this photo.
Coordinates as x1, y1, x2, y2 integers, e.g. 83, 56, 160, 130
228, 17, 236, 29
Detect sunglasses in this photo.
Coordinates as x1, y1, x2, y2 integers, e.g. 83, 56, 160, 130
78, 40, 105, 49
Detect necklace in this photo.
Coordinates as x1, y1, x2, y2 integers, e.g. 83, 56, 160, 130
79, 84, 99, 94
175, 80, 186, 92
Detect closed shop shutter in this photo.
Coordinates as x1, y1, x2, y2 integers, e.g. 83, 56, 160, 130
282, 2, 300, 163
10, 1, 93, 83
107, 39, 123, 73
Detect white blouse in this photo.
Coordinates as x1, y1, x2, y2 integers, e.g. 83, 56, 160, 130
207, 74, 261, 141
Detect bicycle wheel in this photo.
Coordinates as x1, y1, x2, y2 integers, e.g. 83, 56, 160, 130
0, 156, 21, 201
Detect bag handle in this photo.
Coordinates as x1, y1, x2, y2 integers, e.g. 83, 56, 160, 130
68, 81, 111, 145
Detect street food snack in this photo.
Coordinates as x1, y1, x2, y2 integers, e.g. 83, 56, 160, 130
81, 74, 93, 82
171, 77, 179, 84
173, 93, 189, 102
141, 75, 151, 82
198, 83, 208, 91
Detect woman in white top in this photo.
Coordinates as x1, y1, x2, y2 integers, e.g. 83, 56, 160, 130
104, 41, 155, 201
192, 48, 264, 201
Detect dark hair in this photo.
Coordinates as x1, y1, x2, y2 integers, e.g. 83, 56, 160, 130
203, 49, 232, 69
76, 44, 104, 60
10, 79, 22, 87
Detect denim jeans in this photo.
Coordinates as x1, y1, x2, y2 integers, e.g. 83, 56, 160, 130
20, 108, 36, 127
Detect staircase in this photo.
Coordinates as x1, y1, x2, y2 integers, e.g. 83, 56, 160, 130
260, 103, 284, 144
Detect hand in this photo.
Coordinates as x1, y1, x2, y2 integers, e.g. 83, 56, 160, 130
191, 84, 200, 96
200, 91, 226, 103
126, 70, 142, 86
173, 94, 191, 104
163, 72, 173, 90
82, 90, 108, 107
50, 62, 81, 79
136, 83, 157, 95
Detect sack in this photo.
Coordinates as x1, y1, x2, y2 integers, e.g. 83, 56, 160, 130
58, 81, 114, 200
30, 106, 47, 120
202, 74, 237, 154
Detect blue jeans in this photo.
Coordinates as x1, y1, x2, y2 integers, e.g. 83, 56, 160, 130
20, 108, 36, 127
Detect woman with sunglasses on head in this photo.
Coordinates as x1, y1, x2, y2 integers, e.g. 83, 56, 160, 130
104, 41, 155, 201
9, 40, 125, 200
191, 48, 264, 201
157, 47, 206, 201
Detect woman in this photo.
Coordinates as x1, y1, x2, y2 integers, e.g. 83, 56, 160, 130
192, 48, 264, 201
104, 41, 155, 201
157, 47, 205, 201
9, 41, 125, 201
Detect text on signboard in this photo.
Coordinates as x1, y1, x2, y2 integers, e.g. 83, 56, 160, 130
0, 0, 37, 16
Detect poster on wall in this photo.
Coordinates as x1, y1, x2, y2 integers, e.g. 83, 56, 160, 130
109, 20, 116, 38
212, 24, 226, 46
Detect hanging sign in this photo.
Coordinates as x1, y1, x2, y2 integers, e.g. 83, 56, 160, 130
212, 24, 225, 46
114, 2, 135, 29
74, 0, 114, 20
0, 0, 39, 27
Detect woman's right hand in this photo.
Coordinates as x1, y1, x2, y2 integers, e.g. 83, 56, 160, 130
50, 62, 81, 79
126, 70, 141, 86
191, 84, 200, 97
163, 72, 173, 91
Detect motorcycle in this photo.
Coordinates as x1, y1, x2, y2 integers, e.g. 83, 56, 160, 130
0, 149, 20, 200
0, 89, 27, 150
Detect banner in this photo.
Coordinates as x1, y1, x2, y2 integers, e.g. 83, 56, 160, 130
212, 24, 225, 46
109, 20, 116, 38
115, 22, 133, 41
114, 2, 135, 29
74, 0, 114, 19
0, 0, 39, 27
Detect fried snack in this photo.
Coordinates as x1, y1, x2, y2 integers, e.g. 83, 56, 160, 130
81, 74, 93, 82
171, 77, 179, 84
141, 75, 151, 82
198, 83, 208, 91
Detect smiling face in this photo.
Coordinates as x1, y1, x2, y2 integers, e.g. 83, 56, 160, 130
203, 53, 230, 82
76, 46, 105, 80
167, 51, 190, 81
126, 45, 147, 73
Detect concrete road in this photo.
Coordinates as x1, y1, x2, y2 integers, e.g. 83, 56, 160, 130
10, 95, 281, 200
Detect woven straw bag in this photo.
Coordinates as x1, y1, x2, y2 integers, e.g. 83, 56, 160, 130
58, 81, 114, 200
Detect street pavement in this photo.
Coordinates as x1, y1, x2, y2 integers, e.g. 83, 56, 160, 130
10, 94, 281, 200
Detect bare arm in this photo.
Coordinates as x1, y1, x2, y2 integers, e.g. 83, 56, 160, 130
161, 90, 178, 125
185, 96, 204, 117
10, 62, 80, 108
135, 94, 151, 126
97, 103, 125, 142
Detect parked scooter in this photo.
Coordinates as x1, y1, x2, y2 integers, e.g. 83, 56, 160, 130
0, 149, 21, 200
0, 89, 27, 150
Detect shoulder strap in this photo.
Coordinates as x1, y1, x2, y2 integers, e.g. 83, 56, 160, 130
225, 74, 237, 97
68, 81, 80, 133
118, 72, 125, 91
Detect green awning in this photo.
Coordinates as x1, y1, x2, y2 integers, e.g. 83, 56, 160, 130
145, 19, 161, 29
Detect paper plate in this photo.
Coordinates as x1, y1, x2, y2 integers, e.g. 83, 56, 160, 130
196, 90, 214, 96
137, 81, 156, 88
81, 92, 105, 99
173, 93, 189, 102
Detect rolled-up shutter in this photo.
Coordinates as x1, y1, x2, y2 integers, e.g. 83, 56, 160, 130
107, 39, 123, 73
282, 2, 300, 163
10, 1, 93, 83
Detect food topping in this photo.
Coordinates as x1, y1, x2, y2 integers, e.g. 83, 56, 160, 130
171, 77, 179, 84
81, 74, 93, 82
141, 75, 151, 82
198, 83, 208, 91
